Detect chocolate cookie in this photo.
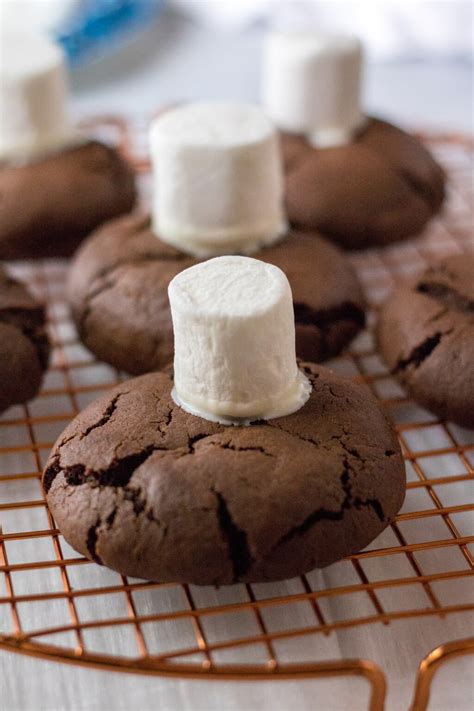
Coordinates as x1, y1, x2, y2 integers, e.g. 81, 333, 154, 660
283, 117, 446, 249
0, 267, 50, 413
0, 140, 136, 259
43, 364, 405, 584
68, 212, 365, 374
377, 254, 474, 427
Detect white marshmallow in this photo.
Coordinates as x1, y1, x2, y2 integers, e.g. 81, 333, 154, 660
168, 256, 311, 424
0, 30, 73, 159
262, 32, 364, 148
149, 102, 286, 256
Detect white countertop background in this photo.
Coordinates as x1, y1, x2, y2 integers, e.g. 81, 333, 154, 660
1, 6, 473, 710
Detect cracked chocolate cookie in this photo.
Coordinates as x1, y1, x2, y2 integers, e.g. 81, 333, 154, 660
43, 364, 405, 584
377, 254, 474, 427
68, 212, 366, 374
0, 267, 50, 413
0, 140, 136, 259
283, 118, 446, 249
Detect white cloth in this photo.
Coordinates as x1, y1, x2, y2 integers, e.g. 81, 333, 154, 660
173, 0, 473, 60
0, 0, 79, 33
3, 1, 472, 61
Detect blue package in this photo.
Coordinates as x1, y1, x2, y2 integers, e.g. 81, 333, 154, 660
55, 0, 164, 66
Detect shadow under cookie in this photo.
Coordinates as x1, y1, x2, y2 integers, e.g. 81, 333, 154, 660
283, 118, 446, 250
43, 365, 405, 585
68, 212, 366, 375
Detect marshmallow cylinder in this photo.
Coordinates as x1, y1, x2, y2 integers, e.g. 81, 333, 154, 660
262, 32, 363, 148
150, 102, 286, 256
168, 256, 311, 424
0, 30, 73, 159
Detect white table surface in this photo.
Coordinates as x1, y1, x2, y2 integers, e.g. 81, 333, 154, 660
1, 8, 473, 711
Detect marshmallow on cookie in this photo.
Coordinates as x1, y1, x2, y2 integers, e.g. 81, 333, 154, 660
66, 98, 366, 375
0, 30, 73, 159
149, 102, 286, 256
169, 255, 311, 424
261, 30, 445, 248
0, 29, 136, 259
262, 31, 364, 148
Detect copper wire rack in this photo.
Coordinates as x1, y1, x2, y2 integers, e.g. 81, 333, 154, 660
1, 118, 473, 711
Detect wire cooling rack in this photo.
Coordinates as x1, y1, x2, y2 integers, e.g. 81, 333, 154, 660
0, 119, 473, 711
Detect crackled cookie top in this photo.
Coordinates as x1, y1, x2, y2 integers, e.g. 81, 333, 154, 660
68, 212, 365, 375
0, 266, 50, 412
43, 365, 405, 585
377, 254, 474, 427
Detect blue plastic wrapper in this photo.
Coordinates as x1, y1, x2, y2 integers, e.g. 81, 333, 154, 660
55, 0, 164, 66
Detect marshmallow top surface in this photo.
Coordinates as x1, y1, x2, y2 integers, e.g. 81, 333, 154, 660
169, 255, 285, 318
1, 31, 63, 78
266, 31, 361, 59
169, 256, 311, 424
151, 102, 274, 147
0, 30, 73, 159
149, 102, 286, 256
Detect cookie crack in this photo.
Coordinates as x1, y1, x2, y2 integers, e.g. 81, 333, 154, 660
186, 434, 275, 457
78, 250, 190, 333
395, 166, 438, 211
416, 281, 474, 315
0, 308, 49, 370
105, 486, 166, 531
212, 489, 253, 582
121, 485, 163, 527
342, 465, 385, 521
293, 301, 365, 329
42, 458, 62, 493
43, 445, 165, 492
340, 441, 366, 464
275, 461, 384, 549
351, 494, 384, 521
78, 274, 118, 335
123, 486, 148, 517
79, 391, 129, 440
328, 386, 345, 399
56, 432, 79, 451
187, 433, 214, 453
278, 502, 346, 544
157, 404, 173, 435
427, 307, 449, 324
393, 329, 452, 373
86, 518, 103, 565
268, 422, 319, 448
212, 441, 275, 458
293, 301, 365, 358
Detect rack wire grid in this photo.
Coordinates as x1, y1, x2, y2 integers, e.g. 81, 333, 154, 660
0, 117, 473, 711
